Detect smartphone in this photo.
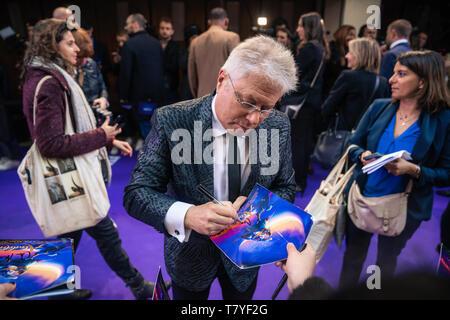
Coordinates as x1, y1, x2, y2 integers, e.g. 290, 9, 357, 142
363, 153, 383, 160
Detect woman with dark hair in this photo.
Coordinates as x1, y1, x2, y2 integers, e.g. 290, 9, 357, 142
339, 50, 450, 289
21, 18, 157, 299
324, 25, 356, 96
72, 28, 109, 108
321, 38, 390, 131
283, 12, 329, 193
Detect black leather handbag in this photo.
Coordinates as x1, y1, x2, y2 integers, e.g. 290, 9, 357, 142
313, 76, 380, 169
280, 54, 324, 120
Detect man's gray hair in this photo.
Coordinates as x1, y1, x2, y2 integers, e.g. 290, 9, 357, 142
130, 13, 147, 29
222, 35, 297, 95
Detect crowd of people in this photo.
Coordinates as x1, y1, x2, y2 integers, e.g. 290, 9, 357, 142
0, 5, 449, 300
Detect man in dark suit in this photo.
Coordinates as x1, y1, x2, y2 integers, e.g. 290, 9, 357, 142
158, 17, 181, 105
379, 19, 412, 80
120, 13, 165, 148
124, 36, 298, 300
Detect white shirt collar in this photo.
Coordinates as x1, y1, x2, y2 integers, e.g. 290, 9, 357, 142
390, 39, 409, 49
211, 95, 228, 138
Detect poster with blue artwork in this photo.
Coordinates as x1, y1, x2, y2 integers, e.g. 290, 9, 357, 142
211, 184, 313, 269
0, 239, 75, 299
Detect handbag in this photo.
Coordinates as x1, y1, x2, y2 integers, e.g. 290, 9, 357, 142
281, 53, 325, 120
17, 76, 110, 237
347, 179, 413, 237
313, 76, 380, 169
305, 145, 357, 262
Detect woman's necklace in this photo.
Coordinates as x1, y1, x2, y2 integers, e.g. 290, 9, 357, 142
397, 110, 418, 126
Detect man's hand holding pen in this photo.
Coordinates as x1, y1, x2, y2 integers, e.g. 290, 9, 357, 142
184, 196, 247, 236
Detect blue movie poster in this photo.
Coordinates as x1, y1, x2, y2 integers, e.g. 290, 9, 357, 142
0, 239, 75, 299
152, 266, 170, 300
211, 184, 313, 269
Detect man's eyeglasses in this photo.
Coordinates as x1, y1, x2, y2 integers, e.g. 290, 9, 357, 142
227, 72, 273, 117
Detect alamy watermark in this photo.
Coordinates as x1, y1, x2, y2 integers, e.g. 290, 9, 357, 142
66, 265, 81, 290
170, 122, 280, 176
366, 265, 381, 290
366, 5, 381, 30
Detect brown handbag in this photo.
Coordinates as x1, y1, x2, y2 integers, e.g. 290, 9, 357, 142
347, 179, 413, 237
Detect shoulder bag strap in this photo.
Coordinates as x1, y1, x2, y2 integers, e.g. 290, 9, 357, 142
309, 53, 325, 89
33, 75, 53, 126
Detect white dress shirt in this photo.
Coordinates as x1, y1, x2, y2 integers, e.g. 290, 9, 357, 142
164, 96, 251, 242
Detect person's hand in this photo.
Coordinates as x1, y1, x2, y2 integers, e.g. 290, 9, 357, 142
113, 139, 133, 157
93, 97, 109, 110
0, 283, 18, 300
101, 117, 121, 140
275, 242, 316, 293
384, 158, 417, 176
360, 150, 376, 166
380, 44, 388, 56
185, 200, 240, 236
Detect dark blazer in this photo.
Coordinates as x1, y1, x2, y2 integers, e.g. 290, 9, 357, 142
379, 42, 411, 80
321, 70, 390, 131
119, 31, 165, 105
347, 98, 450, 221
123, 93, 296, 292
163, 40, 181, 92
283, 42, 324, 109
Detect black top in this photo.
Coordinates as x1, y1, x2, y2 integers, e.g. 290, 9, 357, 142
323, 40, 349, 97
119, 30, 165, 105
321, 69, 390, 131
282, 42, 324, 109
163, 40, 181, 92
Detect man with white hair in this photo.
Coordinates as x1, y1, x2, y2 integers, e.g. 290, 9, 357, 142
124, 35, 298, 299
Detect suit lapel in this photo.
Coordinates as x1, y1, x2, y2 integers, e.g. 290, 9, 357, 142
241, 128, 261, 196
367, 103, 397, 151
411, 111, 435, 162
195, 95, 214, 194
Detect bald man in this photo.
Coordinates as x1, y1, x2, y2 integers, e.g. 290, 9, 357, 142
52, 7, 72, 20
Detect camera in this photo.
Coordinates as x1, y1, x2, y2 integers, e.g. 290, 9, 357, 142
92, 104, 123, 128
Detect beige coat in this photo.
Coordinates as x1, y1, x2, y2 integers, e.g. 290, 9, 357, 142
188, 25, 240, 98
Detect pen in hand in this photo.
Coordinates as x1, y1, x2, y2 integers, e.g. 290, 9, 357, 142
196, 184, 242, 223
272, 242, 307, 300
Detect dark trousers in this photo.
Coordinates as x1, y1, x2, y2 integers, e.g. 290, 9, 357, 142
172, 261, 258, 300
59, 216, 138, 282
290, 106, 315, 189
339, 213, 422, 289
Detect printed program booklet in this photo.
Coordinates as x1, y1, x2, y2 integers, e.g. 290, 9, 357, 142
151, 266, 170, 300
362, 150, 412, 174
211, 184, 313, 269
437, 243, 450, 279
0, 239, 75, 299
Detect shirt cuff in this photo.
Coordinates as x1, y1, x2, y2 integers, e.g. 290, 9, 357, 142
164, 201, 194, 243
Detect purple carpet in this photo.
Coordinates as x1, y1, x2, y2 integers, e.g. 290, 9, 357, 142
1, 154, 447, 300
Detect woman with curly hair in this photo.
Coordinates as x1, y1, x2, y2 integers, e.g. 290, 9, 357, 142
21, 18, 157, 300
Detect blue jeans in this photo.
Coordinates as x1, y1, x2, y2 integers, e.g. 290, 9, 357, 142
339, 213, 421, 289
59, 216, 138, 282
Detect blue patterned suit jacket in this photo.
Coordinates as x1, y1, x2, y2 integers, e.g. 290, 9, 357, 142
123, 93, 296, 292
